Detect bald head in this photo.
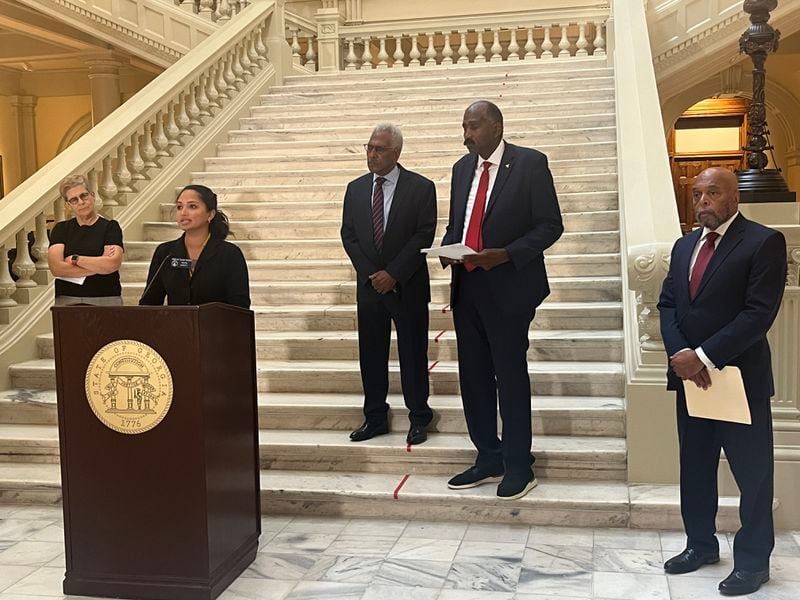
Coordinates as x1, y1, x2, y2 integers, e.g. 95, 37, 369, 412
462, 101, 504, 159
692, 167, 739, 230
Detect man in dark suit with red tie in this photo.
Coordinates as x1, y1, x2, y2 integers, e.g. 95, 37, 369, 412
658, 167, 787, 596
441, 101, 563, 500
341, 124, 437, 445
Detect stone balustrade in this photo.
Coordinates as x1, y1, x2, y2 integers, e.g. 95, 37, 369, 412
0, 1, 278, 330
174, 0, 252, 23
286, 11, 319, 70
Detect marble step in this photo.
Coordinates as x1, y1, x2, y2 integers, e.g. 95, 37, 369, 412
257, 86, 615, 111
251, 301, 623, 332
263, 75, 614, 103
214, 140, 616, 162
225, 126, 617, 147
258, 429, 627, 480
276, 66, 614, 94
139, 230, 620, 257
199, 155, 618, 177
0, 462, 745, 531
121, 276, 622, 305
238, 112, 616, 135
0, 389, 625, 437
119, 254, 621, 280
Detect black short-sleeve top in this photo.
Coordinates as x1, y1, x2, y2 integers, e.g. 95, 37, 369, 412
49, 217, 124, 297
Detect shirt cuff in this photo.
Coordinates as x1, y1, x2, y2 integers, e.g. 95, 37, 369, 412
695, 346, 717, 371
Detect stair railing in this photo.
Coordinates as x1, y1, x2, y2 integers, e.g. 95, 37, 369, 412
174, 0, 252, 24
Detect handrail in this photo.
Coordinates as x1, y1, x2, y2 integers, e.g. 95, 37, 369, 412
613, 0, 682, 383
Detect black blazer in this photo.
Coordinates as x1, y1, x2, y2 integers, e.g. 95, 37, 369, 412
341, 165, 437, 304
139, 235, 251, 309
442, 142, 563, 314
658, 214, 787, 422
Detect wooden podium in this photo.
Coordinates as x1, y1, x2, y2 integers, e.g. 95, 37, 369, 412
52, 304, 261, 600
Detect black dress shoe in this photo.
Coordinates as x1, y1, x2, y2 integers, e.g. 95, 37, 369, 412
406, 425, 427, 445
497, 470, 538, 500
447, 465, 504, 489
718, 569, 769, 596
349, 421, 389, 442
663, 548, 720, 574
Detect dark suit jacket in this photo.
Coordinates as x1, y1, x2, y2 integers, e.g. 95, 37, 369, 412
442, 142, 563, 314
658, 213, 787, 423
341, 165, 437, 304
139, 234, 251, 309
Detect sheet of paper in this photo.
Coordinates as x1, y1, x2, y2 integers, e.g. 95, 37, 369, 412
684, 366, 751, 425
421, 243, 476, 260
56, 276, 86, 285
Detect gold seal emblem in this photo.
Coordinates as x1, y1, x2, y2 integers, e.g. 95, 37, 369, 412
84, 340, 173, 434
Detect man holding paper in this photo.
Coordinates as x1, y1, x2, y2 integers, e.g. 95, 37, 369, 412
341, 124, 436, 445
440, 101, 563, 500
658, 167, 786, 596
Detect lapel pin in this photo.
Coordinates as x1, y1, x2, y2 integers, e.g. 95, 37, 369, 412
505, 163, 510, 168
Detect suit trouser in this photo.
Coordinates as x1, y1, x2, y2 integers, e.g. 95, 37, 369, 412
453, 269, 535, 476
676, 393, 774, 571
357, 291, 432, 427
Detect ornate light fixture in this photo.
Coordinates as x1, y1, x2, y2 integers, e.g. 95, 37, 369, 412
736, 0, 796, 202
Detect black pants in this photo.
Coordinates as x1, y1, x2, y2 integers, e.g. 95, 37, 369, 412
676, 393, 774, 571
357, 291, 432, 427
453, 269, 535, 476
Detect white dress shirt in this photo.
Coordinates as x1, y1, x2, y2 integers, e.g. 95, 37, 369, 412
460, 141, 506, 243
372, 165, 400, 231
685, 211, 740, 370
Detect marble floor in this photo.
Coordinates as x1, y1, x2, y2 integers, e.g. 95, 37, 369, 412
0, 507, 797, 600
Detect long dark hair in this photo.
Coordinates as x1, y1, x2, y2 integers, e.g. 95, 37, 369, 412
178, 184, 230, 240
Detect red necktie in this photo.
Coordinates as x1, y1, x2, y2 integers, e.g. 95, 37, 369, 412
464, 161, 491, 272
689, 231, 720, 299
372, 176, 386, 251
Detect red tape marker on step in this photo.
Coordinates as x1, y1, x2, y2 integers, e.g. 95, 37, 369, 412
428, 360, 439, 373
434, 330, 446, 343
441, 304, 450, 313
406, 443, 412, 453
393, 473, 410, 499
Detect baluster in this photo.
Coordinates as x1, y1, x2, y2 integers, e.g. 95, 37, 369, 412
392, 36, 404, 67
176, 94, 192, 136
255, 28, 268, 63
231, 48, 245, 84
508, 28, 520, 61
523, 28, 536, 60
128, 131, 146, 181
424, 34, 437, 66
490, 29, 503, 62
541, 26, 554, 59
99, 155, 119, 206
165, 101, 181, 146
377, 36, 389, 69
558, 25, 571, 59
457, 30, 469, 64
197, 76, 212, 117
442, 33, 454, 65
53, 197, 66, 223
230, 0, 240, 16
593, 22, 606, 56
12, 230, 36, 289
290, 29, 302, 65
408, 36, 420, 67
0, 245, 18, 308
576, 23, 588, 56
141, 122, 159, 167
223, 53, 238, 93
474, 30, 487, 62
88, 169, 103, 211
31, 213, 49, 275
217, 0, 231, 22
199, 0, 214, 14
361, 37, 373, 69
114, 144, 133, 194
305, 37, 316, 69
239, 43, 255, 77
248, 34, 260, 68
215, 60, 230, 99
153, 111, 170, 157
345, 38, 358, 70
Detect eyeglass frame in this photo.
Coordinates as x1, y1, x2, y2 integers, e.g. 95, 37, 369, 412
363, 143, 396, 155
65, 191, 94, 206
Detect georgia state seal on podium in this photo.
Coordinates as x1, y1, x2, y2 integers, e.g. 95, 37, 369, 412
84, 339, 173, 434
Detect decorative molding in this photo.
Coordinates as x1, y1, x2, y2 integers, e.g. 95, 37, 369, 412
789, 247, 800, 287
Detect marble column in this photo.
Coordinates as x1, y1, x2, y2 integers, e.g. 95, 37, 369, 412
10, 95, 38, 182
315, 5, 345, 73
83, 52, 126, 126
265, 0, 293, 85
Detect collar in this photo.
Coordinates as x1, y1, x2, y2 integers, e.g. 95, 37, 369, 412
701, 211, 739, 241
478, 140, 506, 168
372, 164, 400, 185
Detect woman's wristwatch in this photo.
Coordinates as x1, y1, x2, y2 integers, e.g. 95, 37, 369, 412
71, 254, 79, 266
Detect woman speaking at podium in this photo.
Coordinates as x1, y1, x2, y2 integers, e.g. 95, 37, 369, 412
138, 184, 250, 309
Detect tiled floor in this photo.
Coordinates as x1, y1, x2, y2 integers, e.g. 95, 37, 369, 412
0, 507, 797, 599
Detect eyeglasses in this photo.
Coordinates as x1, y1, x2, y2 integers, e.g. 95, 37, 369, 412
66, 191, 93, 205
364, 144, 393, 154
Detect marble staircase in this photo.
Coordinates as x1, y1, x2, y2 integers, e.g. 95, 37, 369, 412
0, 58, 742, 529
